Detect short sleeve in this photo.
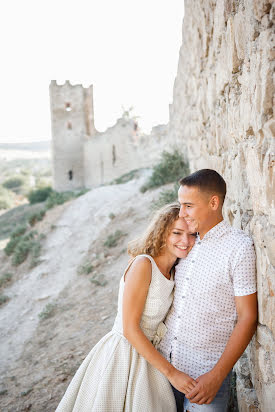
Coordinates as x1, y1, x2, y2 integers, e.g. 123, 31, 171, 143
231, 238, 257, 296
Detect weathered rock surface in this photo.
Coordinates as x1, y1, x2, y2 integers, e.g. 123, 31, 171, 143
169, 1, 275, 410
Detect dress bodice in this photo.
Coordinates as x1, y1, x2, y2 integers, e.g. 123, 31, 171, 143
112, 254, 174, 342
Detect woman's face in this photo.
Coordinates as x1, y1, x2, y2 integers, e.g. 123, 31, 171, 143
164, 218, 196, 259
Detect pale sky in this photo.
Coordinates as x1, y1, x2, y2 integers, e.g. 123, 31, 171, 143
0, 0, 184, 142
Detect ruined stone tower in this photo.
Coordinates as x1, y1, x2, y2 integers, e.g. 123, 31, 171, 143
49, 81, 96, 191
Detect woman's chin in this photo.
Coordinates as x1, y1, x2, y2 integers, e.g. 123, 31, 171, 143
175, 250, 188, 259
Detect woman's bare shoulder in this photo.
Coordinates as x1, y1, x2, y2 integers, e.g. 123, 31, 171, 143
125, 255, 152, 281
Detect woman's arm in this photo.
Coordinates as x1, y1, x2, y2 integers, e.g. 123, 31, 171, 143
122, 256, 196, 394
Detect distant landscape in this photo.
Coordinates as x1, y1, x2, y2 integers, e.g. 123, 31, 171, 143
0, 141, 52, 215
0, 140, 51, 151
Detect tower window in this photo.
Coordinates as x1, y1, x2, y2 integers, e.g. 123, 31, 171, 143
67, 121, 72, 130
68, 170, 73, 180
65, 102, 72, 112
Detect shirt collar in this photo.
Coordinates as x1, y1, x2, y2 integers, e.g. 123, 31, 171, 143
198, 220, 230, 242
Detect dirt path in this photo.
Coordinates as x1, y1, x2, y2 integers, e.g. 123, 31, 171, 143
0, 172, 166, 411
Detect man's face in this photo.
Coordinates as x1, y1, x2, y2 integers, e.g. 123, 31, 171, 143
178, 185, 212, 234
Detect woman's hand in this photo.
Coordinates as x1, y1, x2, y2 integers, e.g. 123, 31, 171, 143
168, 368, 197, 394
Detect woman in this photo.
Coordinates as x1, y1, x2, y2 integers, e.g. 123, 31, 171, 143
56, 203, 196, 412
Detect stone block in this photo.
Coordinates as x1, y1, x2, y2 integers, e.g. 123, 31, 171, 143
253, 0, 272, 22
226, 16, 241, 74
234, 11, 246, 60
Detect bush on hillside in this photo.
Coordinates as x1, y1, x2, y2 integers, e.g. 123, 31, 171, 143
152, 185, 179, 210
104, 230, 126, 248
45, 191, 74, 209
3, 176, 25, 190
11, 230, 42, 266
38, 302, 57, 320
45, 189, 88, 209
0, 185, 13, 209
4, 225, 44, 267
0, 273, 13, 288
28, 209, 46, 226
4, 225, 28, 256
140, 149, 189, 193
0, 295, 9, 306
28, 186, 53, 204
110, 169, 141, 185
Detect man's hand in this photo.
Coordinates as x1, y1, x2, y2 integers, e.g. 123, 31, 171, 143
185, 371, 223, 405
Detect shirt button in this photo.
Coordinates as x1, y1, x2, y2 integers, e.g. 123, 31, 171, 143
198, 241, 201, 245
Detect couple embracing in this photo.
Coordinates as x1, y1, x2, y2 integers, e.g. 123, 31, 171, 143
56, 169, 257, 412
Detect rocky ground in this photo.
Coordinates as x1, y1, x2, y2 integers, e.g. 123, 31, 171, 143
0, 172, 167, 411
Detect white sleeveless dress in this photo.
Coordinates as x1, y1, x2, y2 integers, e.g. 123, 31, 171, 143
56, 254, 177, 412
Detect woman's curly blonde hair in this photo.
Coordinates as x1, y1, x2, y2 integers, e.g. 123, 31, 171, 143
128, 203, 180, 258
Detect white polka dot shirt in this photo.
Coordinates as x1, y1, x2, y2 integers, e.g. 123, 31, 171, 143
159, 220, 256, 379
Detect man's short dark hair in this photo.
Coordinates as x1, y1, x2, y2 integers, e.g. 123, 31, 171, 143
179, 169, 226, 203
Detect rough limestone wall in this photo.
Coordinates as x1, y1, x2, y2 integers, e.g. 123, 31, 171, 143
169, 1, 275, 411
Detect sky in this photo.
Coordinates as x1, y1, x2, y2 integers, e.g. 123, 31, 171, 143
0, 0, 184, 142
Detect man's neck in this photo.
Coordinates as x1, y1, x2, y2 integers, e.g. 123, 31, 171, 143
199, 216, 224, 239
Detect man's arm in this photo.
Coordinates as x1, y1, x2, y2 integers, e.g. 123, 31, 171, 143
186, 292, 258, 405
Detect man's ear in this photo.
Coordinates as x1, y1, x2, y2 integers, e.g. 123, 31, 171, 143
210, 195, 220, 210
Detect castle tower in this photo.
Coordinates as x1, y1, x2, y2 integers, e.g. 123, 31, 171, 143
49, 80, 96, 192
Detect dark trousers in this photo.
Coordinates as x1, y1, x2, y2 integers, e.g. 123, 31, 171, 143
171, 385, 185, 412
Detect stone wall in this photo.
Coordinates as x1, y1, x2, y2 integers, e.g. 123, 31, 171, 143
169, 1, 274, 410
84, 120, 168, 187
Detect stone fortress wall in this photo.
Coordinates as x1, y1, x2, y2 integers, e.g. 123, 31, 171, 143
50, 81, 168, 191
84, 119, 168, 187
168, 1, 274, 410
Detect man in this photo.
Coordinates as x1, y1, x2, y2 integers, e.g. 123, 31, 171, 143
159, 169, 257, 411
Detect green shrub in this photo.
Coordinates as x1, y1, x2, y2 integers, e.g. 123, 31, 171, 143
152, 184, 179, 209
4, 225, 28, 256
77, 262, 94, 275
3, 176, 25, 190
0, 203, 45, 241
140, 149, 189, 192
75, 189, 89, 197
28, 209, 46, 226
11, 225, 28, 238
27, 186, 53, 204
0, 185, 13, 209
0, 295, 9, 306
11, 231, 36, 266
90, 274, 107, 287
45, 191, 74, 209
104, 230, 126, 248
110, 169, 141, 185
29, 241, 42, 268
4, 237, 20, 256
38, 302, 57, 320
5, 230, 43, 267
0, 273, 12, 288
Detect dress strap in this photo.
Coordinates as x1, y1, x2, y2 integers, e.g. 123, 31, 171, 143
123, 254, 154, 281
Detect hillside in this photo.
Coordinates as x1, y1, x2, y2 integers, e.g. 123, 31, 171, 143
0, 171, 171, 411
